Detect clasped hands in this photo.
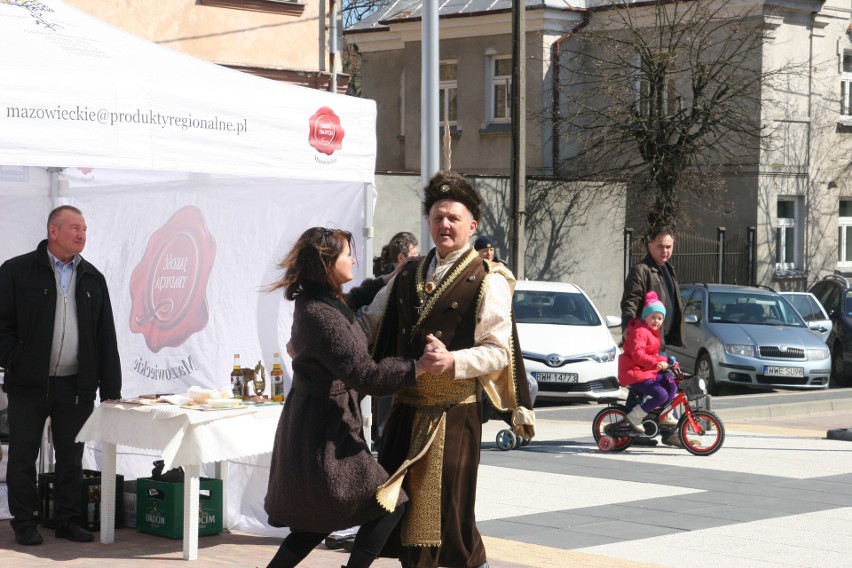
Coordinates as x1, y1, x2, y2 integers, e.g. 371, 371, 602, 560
415, 333, 454, 376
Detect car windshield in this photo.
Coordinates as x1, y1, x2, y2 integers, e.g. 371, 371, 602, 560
707, 292, 805, 327
513, 290, 601, 326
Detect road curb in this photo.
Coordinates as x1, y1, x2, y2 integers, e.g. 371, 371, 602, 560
713, 397, 852, 421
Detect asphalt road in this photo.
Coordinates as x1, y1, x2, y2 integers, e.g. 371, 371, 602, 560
1, 387, 850, 567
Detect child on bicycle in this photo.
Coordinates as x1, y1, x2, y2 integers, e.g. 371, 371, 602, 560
618, 291, 679, 433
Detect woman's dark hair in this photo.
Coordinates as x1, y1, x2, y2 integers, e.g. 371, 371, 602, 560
268, 227, 354, 301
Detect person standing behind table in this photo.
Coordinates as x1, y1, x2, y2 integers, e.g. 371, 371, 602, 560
372, 231, 420, 450
359, 171, 535, 568
473, 234, 508, 267
0, 205, 122, 546
374, 231, 419, 277
620, 226, 684, 349
264, 227, 442, 568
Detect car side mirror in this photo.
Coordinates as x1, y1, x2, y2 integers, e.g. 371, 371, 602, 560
684, 314, 699, 324
808, 321, 828, 332
605, 315, 622, 328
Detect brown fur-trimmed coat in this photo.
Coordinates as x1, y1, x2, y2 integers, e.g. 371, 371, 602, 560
264, 280, 416, 532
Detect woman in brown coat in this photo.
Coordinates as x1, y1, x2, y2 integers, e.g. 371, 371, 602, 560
264, 227, 428, 568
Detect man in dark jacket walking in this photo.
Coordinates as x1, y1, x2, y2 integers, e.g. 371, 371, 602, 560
0, 205, 122, 546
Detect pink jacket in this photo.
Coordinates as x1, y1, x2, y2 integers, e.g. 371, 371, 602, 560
618, 318, 666, 386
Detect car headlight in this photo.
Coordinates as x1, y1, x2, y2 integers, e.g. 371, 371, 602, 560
807, 348, 830, 361
591, 346, 616, 363
724, 344, 755, 357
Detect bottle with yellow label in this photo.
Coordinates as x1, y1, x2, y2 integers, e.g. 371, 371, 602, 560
230, 354, 243, 399
271, 352, 286, 402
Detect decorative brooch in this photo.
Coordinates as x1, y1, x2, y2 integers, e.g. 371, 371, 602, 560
424, 281, 437, 294
440, 184, 450, 193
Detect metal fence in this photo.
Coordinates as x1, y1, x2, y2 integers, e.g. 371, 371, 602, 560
625, 227, 756, 286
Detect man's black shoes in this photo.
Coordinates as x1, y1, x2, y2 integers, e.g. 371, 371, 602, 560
14, 527, 43, 546
55, 522, 94, 542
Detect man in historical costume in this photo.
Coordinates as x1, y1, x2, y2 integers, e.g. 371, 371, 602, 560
358, 171, 535, 568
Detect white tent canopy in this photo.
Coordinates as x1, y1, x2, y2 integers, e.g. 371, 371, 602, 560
0, 0, 377, 535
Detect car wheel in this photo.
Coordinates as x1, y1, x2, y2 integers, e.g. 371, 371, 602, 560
831, 344, 851, 388
696, 354, 720, 396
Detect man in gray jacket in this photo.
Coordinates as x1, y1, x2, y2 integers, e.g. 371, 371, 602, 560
0, 205, 121, 546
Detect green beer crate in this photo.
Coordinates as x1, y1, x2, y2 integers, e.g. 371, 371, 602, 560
38, 469, 124, 531
135, 477, 222, 539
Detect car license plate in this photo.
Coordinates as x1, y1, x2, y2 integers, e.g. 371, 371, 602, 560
534, 372, 578, 383
763, 366, 804, 377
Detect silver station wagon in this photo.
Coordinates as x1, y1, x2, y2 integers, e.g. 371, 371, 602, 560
668, 284, 831, 395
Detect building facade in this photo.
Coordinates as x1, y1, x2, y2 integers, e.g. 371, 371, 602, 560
67, 0, 348, 92
347, 0, 852, 295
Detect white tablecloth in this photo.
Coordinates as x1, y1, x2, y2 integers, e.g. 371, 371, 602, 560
77, 402, 283, 471
75, 402, 283, 560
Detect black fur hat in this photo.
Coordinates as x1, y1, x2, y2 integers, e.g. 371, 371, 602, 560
422, 170, 483, 221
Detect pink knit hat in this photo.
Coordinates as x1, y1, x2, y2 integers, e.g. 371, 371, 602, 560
641, 291, 666, 319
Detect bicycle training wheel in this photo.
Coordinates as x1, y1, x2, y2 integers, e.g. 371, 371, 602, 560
592, 406, 633, 452
677, 410, 725, 456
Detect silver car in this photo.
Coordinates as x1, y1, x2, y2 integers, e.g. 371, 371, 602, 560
779, 291, 831, 343
668, 284, 831, 395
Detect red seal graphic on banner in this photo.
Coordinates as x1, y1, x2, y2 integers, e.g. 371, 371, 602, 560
308, 107, 345, 155
129, 206, 217, 353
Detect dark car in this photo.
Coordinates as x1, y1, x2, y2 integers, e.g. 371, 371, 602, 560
808, 274, 852, 387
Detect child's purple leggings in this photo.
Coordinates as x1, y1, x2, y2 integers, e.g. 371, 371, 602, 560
634, 374, 678, 413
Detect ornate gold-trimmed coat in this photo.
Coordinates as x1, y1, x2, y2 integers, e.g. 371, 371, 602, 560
360, 245, 534, 568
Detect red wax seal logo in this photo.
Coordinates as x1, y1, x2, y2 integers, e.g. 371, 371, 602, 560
129, 206, 217, 352
308, 107, 345, 155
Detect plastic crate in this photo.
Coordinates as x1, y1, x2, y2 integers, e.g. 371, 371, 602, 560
136, 477, 222, 539
38, 469, 124, 531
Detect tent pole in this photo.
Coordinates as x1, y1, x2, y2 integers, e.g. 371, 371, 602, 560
48, 167, 64, 208
361, 181, 375, 447
363, 182, 375, 280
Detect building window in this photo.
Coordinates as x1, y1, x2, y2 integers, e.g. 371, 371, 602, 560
489, 56, 512, 123
838, 200, 852, 267
439, 61, 457, 126
841, 52, 852, 117
775, 198, 800, 269
632, 55, 680, 118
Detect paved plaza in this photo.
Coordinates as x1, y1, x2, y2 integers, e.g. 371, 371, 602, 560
1, 389, 851, 567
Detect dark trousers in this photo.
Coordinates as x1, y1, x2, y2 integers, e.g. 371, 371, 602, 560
6, 376, 93, 532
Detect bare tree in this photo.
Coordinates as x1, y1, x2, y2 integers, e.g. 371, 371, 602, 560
341, 0, 398, 96
475, 177, 615, 281
551, 0, 803, 232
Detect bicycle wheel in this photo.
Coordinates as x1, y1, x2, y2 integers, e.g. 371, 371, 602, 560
592, 406, 633, 451
677, 410, 725, 456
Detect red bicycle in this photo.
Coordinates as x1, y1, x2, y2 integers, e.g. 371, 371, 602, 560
592, 360, 725, 456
